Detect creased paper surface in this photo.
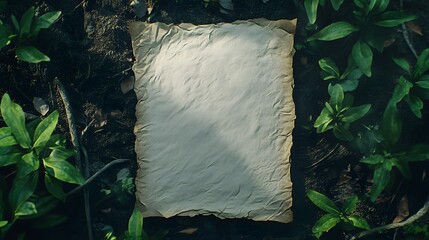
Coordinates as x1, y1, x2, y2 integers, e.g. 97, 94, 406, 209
130, 19, 296, 223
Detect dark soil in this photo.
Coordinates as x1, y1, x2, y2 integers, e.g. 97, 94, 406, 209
1, 0, 429, 240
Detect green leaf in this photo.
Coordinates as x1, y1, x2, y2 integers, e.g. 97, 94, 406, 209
26, 118, 41, 140
369, 164, 391, 202
304, 0, 319, 24
360, 154, 384, 165
347, 215, 370, 230
308, 21, 358, 41
414, 49, 429, 79
15, 201, 37, 217
397, 144, 429, 162
43, 158, 84, 185
9, 171, 38, 210
404, 95, 423, 118
128, 208, 143, 240
391, 158, 411, 180
45, 174, 65, 201
340, 79, 359, 92
381, 102, 402, 145
21, 196, 60, 219
30, 214, 67, 230
0, 127, 18, 147
416, 80, 429, 89
16, 45, 50, 63
314, 108, 333, 128
17, 152, 40, 178
352, 40, 373, 77
372, 0, 390, 14
0, 151, 22, 167
0, 221, 8, 228
19, 7, 35, 38
10, 15, 20, 33
1, 94, 31, 149
333, 124, 353, 141
329, 84, 344, 106
49, 147, 76, 160
312, 213, 340, 235
36, 11, 61, 29
307, 190, 340, 214
33, 111, 59, 154
342, 104, 371, 123
392, 76, 413, 103
341, 195, 358, 214
374, 11, 417, 27
393, 58, 411, 75
330, 0, 344, 11
319, 58, 340, 78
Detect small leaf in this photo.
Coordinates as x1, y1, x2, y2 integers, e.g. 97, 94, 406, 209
341, 195, 358, 214
16, 45, 50, 63
43, 158, 84, 185
17, 152, 40, 178
45, 174, 65, 201
128, 208, 143, 240
0, 221, 8, 228
314, 108, 333, 128
393, 58, 411, 75
308, 21, 358, 41
382, 102, 402, 145
374, 11, 417, 27
342, 104, 371, 123
304, 0, 319, 24
392, 76, 413, 103
19, 7, 35, 38
1, 94, 32, 149
319, 58, 340, 78
329, 84, 344, 106
372, 0, 390, 14
36, 11, 61, 29
360, 155, 384, 165
416, 80, 429, 89
340, 79, 359, 92
15, 201, 37, 217
0, 127, 18, 147
414, 49, 429, 79
49, 147, 76, 160
369, 164, 391, 202
312, 213, 340, 235
333, 124, 353, 141
347, 215, 370, 230
404, 95, 423, 118
330, 0, 344, 11
307, 190, 340, 214
352, 40, 373, 77
33, 111, 59, 154
9, 171, 38, 210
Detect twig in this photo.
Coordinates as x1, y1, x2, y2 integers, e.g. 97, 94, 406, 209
350, 196, 429, 239
55, 78, 92, 240
66, 159, 131, 196
305, 143, 340, 169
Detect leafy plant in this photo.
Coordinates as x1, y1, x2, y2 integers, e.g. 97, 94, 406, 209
307, 0, 417, 77
314, 84, 371, 141
0, 93, 84, 237
304, 0, 346, 24
403, 222, 429, 240
319, 57, 363, 92
100, 168, 135, 206
0, 6, 61, 63
307, 190, 370, 239
103, 208, 168, 240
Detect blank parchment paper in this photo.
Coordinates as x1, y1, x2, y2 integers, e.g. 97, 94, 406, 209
130, 19, 296, 223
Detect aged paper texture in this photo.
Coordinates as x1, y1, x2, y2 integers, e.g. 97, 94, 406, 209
130, 19, 296, 223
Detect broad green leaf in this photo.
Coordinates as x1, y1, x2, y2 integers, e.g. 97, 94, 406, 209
17, 152, 40, 178
308, 21, 358, 41
312, 213, 340, 235
368, 0, 377, 13
319, 58, 339, 78
340, 79, 359, 92
333, 124, 353, 141
304, 0, 319, 24
33, 111, 59, 154
372, 0, 390, 14
404, 95, 423, 118
314, 108, 333, 128
19, 7, 34, 38
36, 11, 61, 29
369, 164, 391, 202
16, 45, 50, 63
352, 40, 373, 77
26, 118, 41, 140
44, 158, 84, 185
393, 58, 411, 75
307, 190, 340, 214
325, 102, 335, 115
128, 208, 143, 240
0, 221, 7, 228
15, 201, 37, 217
45, 174, 65, 201
9, 171, 38, 210
347, 215, 370, 230
329, 84, 344, 106
342, 104, 371, 123
21, 196, 60, 219
391, 158, 411, 180
0, 151, 22, 167
49, 147, 76, 160
30, 214, 67, 230
360, 154, 384, 165
416, 80, 429, 89
0, 127, 18, 147
341, 195, 358, 214
330, 0, 344, 11
391, 76, 413, 103
318, 118, 334, 133
374, 11, 417, 27
381, 102, 402, 145
414, 49, 429, 79
1, 94, 31, 149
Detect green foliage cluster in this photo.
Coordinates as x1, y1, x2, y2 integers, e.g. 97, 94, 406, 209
0, 93, 84, 238
0, 4, 61, 63
307, 190, 369, 239
403, 222, 429, 240
303, 0, 429, 238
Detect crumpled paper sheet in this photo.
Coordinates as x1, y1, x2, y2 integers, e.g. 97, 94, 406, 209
130, 18, 296, 223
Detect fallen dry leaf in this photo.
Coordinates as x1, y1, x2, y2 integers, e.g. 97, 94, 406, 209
178, 228, 198, 235
32, 97, 49, 116
406, 22, 423, 36
393, 195, 409, 223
